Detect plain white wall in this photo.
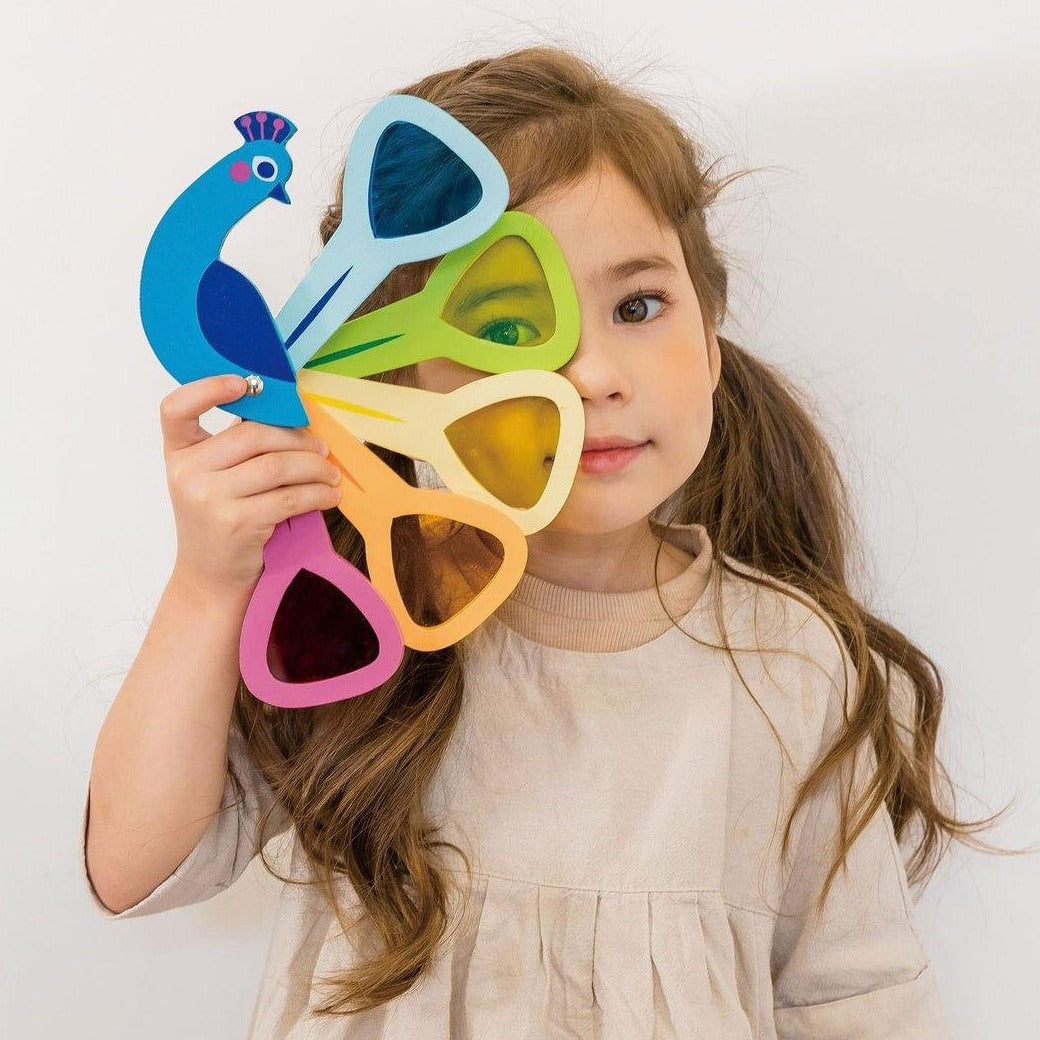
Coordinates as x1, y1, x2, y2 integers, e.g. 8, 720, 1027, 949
4, 0, 1037, 1035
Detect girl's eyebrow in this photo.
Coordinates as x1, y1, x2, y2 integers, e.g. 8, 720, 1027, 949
451, 281, 541, 313
597, 253, 678, 284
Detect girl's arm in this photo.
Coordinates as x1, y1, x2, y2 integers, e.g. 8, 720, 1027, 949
84, 573, 254, 913
84, 374, 342, 914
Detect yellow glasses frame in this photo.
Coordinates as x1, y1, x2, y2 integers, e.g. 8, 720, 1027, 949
297, 367, 583, 534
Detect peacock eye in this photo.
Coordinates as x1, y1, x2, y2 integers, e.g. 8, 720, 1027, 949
252, 156, 278, 182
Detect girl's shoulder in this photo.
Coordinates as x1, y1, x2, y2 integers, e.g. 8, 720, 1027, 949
712, 550, 847, 665
710, 551, 857, 759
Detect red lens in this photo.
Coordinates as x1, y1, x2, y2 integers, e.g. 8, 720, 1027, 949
266, 568, 380, 683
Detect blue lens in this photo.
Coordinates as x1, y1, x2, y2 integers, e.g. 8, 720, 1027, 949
369, 121, 484, 238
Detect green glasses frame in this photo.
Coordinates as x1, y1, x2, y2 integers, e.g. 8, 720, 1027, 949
302, 210, 581, 378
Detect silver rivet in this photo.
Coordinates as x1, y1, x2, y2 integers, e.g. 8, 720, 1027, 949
244, 374, 264, 396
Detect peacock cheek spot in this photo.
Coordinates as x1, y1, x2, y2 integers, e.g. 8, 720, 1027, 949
229, 159, 250, 183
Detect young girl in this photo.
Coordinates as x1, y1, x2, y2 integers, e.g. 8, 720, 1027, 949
83, 45, 990, 1039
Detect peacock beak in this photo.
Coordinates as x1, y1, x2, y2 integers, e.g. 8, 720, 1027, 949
268, 183, 290, 204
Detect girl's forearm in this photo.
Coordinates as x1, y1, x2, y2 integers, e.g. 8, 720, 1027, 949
85, 568, 253, 913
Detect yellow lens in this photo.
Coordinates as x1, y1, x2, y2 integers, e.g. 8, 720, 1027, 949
391, 515, 505, 625
439, 236, 556, 347
444, 397, 560, 509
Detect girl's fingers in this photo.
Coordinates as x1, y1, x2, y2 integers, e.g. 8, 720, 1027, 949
195, 418, 327, 472
223, 449, 342, 500
160, 375, 249, 453
242, 480, 345, 529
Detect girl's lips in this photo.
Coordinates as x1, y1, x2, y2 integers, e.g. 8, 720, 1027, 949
578, 441, 649, 474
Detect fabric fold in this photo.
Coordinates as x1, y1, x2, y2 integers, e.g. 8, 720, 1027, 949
592, 889, 654, 1040
772, 963, 950, 1040
349, 873, 763, 1039
459, 875, 550, 1038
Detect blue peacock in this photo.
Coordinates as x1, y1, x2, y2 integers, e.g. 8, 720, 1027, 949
139, 109, 308, 426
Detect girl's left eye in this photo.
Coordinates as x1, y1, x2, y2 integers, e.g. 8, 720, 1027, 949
614, 292, 667, 324
476, 317, 541, 346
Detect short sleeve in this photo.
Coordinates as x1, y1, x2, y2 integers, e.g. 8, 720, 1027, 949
81, 727, 291, 919
770, 622, 952, 1040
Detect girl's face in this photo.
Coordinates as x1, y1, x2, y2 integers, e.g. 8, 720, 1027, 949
416, 158, 720, 537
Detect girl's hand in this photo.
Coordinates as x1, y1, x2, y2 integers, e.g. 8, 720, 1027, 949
160, 374, 343, 597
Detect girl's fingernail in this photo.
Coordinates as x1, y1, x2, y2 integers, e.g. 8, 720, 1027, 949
315, 439, 329, 456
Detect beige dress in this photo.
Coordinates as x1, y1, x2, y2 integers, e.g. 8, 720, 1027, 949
81, 521, 952, 1039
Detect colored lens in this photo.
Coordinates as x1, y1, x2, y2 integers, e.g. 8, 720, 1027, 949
440, 235, 556, 346
390, 515, 505, 625
369, 122, 483, 239
266, 567, 380, 682
444, 396, 561, 509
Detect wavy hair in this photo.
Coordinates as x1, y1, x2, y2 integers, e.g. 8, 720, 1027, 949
230, 43, 1012, 1015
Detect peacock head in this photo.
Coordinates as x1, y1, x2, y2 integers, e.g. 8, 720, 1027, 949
225, 109, 297, 207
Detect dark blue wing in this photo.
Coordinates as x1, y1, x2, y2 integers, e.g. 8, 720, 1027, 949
197, 261, 295, 382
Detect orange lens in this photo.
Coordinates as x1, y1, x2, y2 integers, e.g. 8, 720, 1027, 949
390, 514, 505, 625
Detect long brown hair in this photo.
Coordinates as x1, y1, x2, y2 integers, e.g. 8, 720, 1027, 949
231, 44, 1014, 1016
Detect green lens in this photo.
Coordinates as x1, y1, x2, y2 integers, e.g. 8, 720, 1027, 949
440, 236, 556, 347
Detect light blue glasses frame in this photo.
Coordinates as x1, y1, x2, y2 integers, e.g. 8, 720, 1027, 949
276, 93, 510, 372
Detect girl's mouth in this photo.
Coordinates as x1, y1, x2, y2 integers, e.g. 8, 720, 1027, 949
578, 441, 649, 474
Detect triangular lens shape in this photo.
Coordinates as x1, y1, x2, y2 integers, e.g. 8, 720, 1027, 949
390, 514, 505, 625
369, 122, 483, 239
445, 397, 561, 509
267, 567, 380, 682
440, 236, 556, 346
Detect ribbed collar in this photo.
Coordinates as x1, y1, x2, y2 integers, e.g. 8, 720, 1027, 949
491, 520, 715, 652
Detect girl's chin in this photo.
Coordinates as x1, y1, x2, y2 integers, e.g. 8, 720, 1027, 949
538, 501, 658, 537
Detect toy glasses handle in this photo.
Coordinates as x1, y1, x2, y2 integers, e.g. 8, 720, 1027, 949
276, 95, 510, 372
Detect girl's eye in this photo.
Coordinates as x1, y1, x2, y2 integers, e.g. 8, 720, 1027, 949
614, 292, 666, 324
477, 317, 540, 346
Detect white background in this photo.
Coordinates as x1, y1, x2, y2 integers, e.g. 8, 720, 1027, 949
3, 0, 1038, 1036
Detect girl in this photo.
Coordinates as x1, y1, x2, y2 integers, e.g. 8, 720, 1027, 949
83, 45, 995, 1039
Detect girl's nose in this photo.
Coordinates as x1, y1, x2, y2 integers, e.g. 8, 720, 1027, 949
560, 336, 631, 403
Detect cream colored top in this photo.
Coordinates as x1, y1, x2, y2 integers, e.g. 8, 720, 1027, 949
81, 521, 951, 1039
